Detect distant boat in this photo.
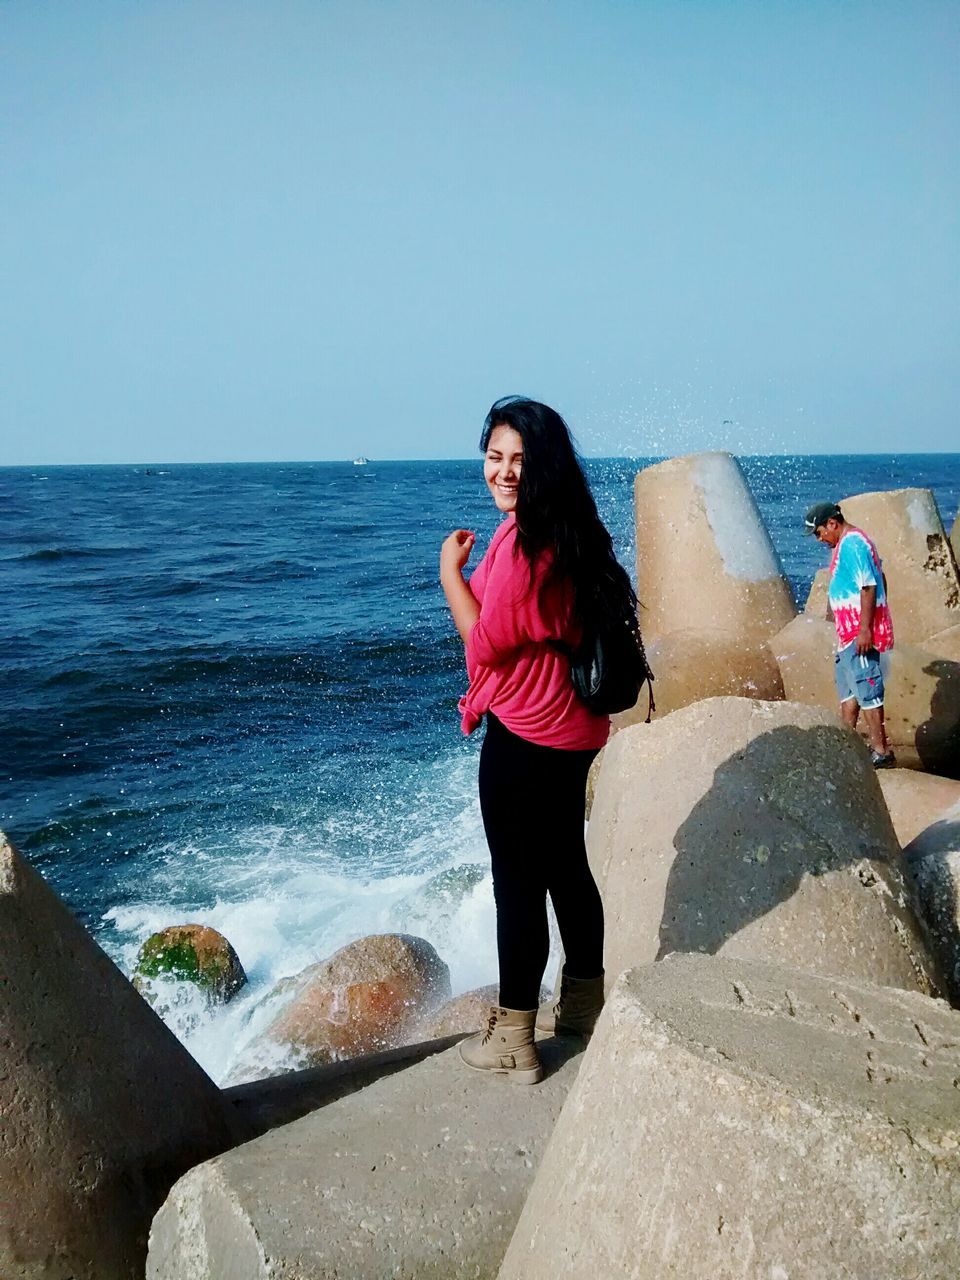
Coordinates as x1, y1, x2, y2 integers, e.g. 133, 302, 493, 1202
353, 456, 369, 466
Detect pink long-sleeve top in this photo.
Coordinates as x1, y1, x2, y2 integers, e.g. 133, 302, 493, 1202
458, 515, 610, 750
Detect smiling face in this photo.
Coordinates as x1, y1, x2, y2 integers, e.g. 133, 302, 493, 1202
484, 424, 523, 513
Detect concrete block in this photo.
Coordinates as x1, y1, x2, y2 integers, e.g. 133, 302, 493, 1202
840, 488, 960, 644
612, 629, 783, 725
926, 623, 960, 662
0, 833, 237, 1280
634, 452, 796, 644
587, 698, 940, 994
803, 565, 831, 619
499, 956, 960, 1280
772, 614, 960, 776
903, 799, 960, 1006
876, 768, 960, 847
147, 1037, 585, 1279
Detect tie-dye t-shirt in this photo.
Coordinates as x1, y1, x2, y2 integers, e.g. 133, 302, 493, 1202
828, 527, 894, 652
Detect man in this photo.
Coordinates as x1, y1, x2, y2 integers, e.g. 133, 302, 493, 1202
804, 501, 896, 768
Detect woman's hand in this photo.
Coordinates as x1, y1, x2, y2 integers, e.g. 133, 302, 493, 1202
440, 530, 480, 643
440, 529, 475, 577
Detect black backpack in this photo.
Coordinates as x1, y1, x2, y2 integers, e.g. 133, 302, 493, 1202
568, 613, 655, 719
553, 605, 655, 720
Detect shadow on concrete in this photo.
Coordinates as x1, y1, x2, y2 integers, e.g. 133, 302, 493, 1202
225, 1032, 587, 1142
916, 657, 960, 779
655, 722, 890, 961
902, 816, 960, 1006
225, 1034, 466, 1140
535, 1033, 588, 1078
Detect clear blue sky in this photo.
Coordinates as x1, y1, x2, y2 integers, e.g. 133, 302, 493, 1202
3, 0, 957, 463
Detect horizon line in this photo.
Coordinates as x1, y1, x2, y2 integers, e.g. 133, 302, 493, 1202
4, 449, 960, 470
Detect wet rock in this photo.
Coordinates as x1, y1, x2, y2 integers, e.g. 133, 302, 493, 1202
902, 798, 960, 1006
415, 983, 550, 1039
588, 697, 940, 994
0, 832, 237, 1280
840, 487, 960, 644
134, 923, 247, 1006
413, 983, 499, 1038
634, 452, 796, 644
390, 862, 485, 933
230, 933, 451, 1082
499, 956, 960, 1280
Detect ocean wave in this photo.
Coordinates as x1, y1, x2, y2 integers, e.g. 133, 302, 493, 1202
18, 545, 146, 562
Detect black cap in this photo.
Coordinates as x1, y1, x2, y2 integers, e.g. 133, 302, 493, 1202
804, 502, 842, 535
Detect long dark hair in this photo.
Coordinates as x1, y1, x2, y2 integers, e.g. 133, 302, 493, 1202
480, 396, 637, 633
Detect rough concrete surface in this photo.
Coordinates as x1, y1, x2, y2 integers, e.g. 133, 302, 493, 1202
926, 623, 960, 662
147, 1036, 585, 1279
772, 614, 960, 776
224, 1034, 465, 1141
587, 698, 940, 995
499, 956, 960, 1280
613, 629, 783, 723
903, 798, 960, 1006
876, 768, 960, 848
634, 452, 796, 644
0, 832, 238, 1280
840, 488, 960, 644
803, 565, 831, 618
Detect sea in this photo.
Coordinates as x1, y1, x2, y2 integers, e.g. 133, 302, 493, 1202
3, 454, 959, 1083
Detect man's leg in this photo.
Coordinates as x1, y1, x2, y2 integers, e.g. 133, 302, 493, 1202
854, 649, 892, 760
860, 705, 889, 756
839, 696, 859, 731
835, 646, 860, 734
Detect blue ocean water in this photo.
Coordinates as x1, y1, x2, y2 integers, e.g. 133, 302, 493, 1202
2, 454, 958, 1079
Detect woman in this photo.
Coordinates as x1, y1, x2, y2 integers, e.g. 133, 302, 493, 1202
440, 396, 637, 1085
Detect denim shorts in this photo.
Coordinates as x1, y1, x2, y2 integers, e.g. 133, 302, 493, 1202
834, 642, 887, 710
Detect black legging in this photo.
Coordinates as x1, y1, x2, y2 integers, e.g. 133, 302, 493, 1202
478, 712, 604, 1010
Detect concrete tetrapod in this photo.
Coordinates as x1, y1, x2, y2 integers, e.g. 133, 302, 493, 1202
902, 798, 960, 1006
587, 698, 941, 994
613, 629, 784, 724
876, 769, 960, 848
634, 452, 796, 644
147, 1037, 586, 1279
772, 614, 960, 776
802, 565, 831, 619
926, 623, 960, 662
839, 487, 960, 645
0, 833, 238, 1280
498, 956, 960, 1280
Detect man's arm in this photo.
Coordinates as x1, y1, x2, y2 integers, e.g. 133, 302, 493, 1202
856, 585, 876, 655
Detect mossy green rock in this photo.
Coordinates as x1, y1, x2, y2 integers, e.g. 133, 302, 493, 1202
134, 924, 247, 1005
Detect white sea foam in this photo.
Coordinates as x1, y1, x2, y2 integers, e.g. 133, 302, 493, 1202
100, 749, 565, 1083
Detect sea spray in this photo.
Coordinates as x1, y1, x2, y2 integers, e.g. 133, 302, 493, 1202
4, 457, 959, 1083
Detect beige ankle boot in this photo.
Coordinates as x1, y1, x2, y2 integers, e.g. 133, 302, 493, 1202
459, 1006, 543, 1085
536, 971, 605, 1037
